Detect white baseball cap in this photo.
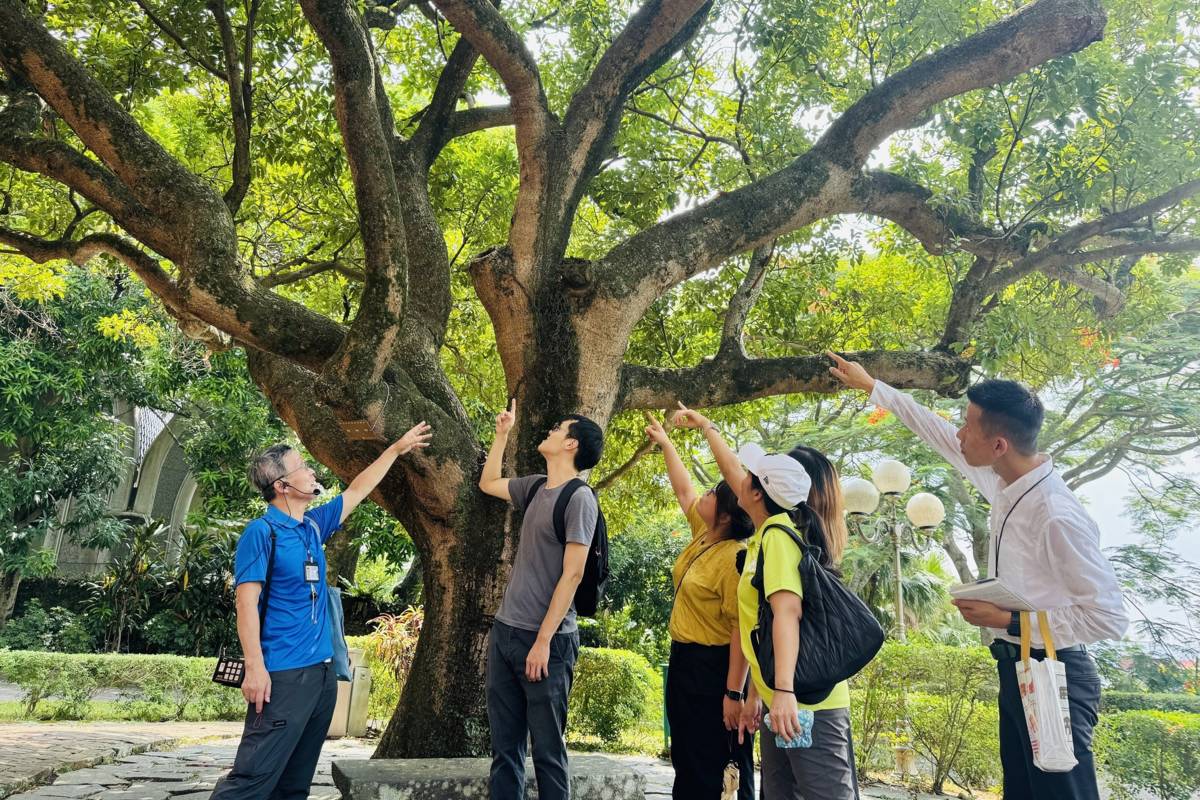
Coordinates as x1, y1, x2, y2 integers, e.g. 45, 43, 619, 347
738, 443, 811, 511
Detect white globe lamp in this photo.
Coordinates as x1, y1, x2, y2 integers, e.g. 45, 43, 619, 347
842, 477, 880, 516
871, 459, 912, 496
905, 492, 946, 530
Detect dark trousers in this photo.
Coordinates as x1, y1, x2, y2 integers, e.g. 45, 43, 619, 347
666, 641, 754, 800
211, 661, 338, 800
487, 620, 580, 800
994, 645, 1102, 800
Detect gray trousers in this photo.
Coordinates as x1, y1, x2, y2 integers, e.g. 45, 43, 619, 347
211, 661, 338, 800
487, 620, 580, 800
759, 707, 859, 800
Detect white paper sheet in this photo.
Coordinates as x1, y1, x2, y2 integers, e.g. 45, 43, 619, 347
949, 578, 1036, 612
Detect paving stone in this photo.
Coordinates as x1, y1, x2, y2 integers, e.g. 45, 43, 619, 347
94, 789, 170, 800
15, 785, 107, 798
52, 770, 129, 786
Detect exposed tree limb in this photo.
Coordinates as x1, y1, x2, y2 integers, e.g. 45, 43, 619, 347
981, 238, 1200, 298
561, 0, 714, 200
429, 0, 556, 267
445, 105, 514, 141
0, 2, 229, 226
817, 0, 1106, 167
718, 241, 773, 358
618, 349, 970, 410
590, 0, 1107, 326
208, 0, 252, 215
260, 260, 366, 288
299, 0, 410, 384
410, 37, 484, 167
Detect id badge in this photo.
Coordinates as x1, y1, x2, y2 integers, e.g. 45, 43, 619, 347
304, 559, 320, 584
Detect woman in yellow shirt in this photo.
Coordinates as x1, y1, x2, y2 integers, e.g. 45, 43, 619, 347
645, 414, 755, 800
673, 406, 857, 800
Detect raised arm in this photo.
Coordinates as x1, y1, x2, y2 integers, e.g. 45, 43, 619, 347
827, 351, 1000, 501
644, 411, 697, 514
672, 402, 747, 490
479, 399, 516, 501
340, 422, 432, 523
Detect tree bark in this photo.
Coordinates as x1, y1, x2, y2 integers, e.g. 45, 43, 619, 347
0, 571, 21, 627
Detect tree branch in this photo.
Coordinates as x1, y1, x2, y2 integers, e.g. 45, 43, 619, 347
618, 349, 970, 410
299, 0, 410, 384
445, 104, 513, 140
591, 0, 1107, 320
410, 37, 484, 167
718, 241, 773, 358
981, 238, 1200, 298
260, 260, 366, 288
0, 2, 229, 225
131, 0, 228, 81
817, 0, 1106, 166
208, 0, 253, 215
561, 0, 713, 198
429, 0, 556, 266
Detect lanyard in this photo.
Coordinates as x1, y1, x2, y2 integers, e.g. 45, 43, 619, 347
992, 473, 1050, 578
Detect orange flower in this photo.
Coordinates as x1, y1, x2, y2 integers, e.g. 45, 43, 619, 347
867, 409, 890, 425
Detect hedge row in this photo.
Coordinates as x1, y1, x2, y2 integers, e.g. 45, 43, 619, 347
0, 645, 659, 743
0, 650, 245, 721
1101, 691, 1200, 715
1095, 711, 1200, 800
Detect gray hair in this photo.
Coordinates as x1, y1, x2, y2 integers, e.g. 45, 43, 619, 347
248, 444, 294, 501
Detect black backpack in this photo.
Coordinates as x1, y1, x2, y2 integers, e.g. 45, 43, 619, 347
525, 477, 609, 617
750, 523, 884, 704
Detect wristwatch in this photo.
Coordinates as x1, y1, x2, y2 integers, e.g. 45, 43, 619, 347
1006, 611, 1022, 637
725, 689, 744, 701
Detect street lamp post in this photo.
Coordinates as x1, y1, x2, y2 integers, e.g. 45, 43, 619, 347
842, 461, 946, 780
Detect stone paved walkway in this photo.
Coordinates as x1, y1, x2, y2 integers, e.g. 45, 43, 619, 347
0, 723, 960, 799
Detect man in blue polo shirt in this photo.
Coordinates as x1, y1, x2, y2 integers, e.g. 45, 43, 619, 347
211, 421, 431, 799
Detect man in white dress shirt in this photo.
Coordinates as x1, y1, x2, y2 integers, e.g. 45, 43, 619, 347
828, 352, 1128, 800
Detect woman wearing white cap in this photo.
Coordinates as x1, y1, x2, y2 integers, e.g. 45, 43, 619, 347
673, 404, 857, 800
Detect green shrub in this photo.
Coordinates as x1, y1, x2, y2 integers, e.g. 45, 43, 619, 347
0, 650, 245, 721
848, 640, 998, 793
1095, 711, 1200, 800
0, 600, 95, 653
1102, 692, 1200, 714
568, 647, 653, 742
578, 607, 669, 665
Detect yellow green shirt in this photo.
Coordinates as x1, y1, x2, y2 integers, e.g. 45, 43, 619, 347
668, 500, 746, 645
737, 512, 850, 710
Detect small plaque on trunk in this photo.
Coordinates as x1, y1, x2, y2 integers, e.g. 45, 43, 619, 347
339, 420, 386, 442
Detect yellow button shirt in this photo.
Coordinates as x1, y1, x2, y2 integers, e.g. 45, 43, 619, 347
737, 513, 850, 710
668, 500, 746, 646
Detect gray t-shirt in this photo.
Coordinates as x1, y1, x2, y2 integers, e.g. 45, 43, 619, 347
495, 474, 599, 634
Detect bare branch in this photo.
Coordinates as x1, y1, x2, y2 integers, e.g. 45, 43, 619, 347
260, 260, 366, 288
1053, 178, 1200, 252
429, 0, 556, 266
619, 349, 970, 410
982, 238, 1200, 298
445, 104, 514, 140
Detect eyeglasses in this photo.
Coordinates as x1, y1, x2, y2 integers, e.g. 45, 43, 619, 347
275, 462, 315, 483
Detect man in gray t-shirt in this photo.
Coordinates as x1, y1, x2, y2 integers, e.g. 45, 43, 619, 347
479, 400, 604, 800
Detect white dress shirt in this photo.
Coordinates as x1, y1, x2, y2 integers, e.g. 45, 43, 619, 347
870, 380, 1129, 648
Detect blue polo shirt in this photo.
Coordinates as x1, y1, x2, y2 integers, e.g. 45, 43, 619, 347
234, 496, 344, 672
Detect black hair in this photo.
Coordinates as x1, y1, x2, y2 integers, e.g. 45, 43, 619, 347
750, 472, 839, 574
712, 480, 755, 541
966, 379, 1044, 456
248, 443, 294, 501
563, 414, 604, 470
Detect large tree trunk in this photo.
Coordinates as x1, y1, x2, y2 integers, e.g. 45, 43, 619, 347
324, 528, 360, 589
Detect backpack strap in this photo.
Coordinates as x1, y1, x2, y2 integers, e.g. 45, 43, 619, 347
752, 523, 809, 603
524, 476, 548, 512
259, 521, 279, 627
551, 478, 590, 546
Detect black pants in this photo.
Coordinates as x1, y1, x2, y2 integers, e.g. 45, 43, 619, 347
994, 645, 1102, 800
211, 661, 339, 800
666, 641, 755, 800
487, 620, 580, 800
